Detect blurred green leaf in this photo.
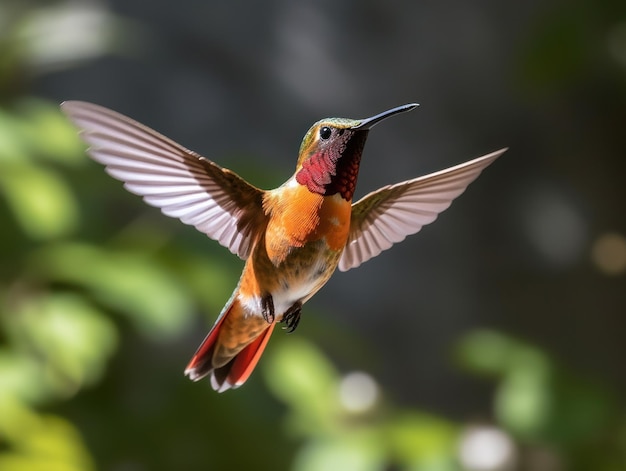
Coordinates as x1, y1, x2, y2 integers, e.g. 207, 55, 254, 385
495, 365, 552, 439
455, 329, 517, 376
14, 98, 87, 164
12, 293, 118, 397
0, 100, 85, 165
28, 242, 195, 340
0, 351, 47, 405
293, 430, 385, 471
0, 163, 78, 239
455, 329, 549, 377
387, 412, 459, 470
0, 108, 28, 162
0, 395, 95, 471
264, 337, 340, 435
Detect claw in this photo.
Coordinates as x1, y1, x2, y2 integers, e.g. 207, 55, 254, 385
281, 301, 302, 333
261, 294, 275, 324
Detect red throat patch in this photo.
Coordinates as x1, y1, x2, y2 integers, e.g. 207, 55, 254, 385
296, 131, 367, 201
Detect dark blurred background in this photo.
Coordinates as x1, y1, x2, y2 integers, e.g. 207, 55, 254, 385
1, 0, 625, 470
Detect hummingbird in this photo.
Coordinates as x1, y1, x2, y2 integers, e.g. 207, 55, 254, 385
61, 101, 506, 392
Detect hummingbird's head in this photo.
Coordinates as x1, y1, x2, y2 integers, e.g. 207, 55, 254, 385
295, 104, 418, 201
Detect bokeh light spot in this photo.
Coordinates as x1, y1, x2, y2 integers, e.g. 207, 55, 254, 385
458, 425, 517, 471
523, 187, 587, 267
591, 232, 626, 275
338, 371, 379, 413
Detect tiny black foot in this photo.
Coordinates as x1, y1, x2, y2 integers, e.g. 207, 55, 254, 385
261, 294, 275, 324
281, 301, 302, 333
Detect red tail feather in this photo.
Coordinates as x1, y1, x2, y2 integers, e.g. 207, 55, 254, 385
184, 298, 274, 392
226, 323, 275, 388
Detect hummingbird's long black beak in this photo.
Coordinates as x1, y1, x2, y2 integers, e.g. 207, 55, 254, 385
352, 103, 419, 130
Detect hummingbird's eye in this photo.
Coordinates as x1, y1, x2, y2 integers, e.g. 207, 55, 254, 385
319, 126, 332, 140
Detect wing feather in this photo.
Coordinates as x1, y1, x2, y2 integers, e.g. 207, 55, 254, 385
339, 148, 506, 271
61, 101, 266, 259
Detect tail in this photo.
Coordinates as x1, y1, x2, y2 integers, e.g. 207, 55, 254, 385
184, 298, 275, 392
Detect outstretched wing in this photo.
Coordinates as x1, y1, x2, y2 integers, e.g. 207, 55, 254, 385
61, 101, 266, 259
338, 148, 506, 271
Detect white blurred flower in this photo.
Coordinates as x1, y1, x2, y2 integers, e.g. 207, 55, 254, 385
458, 425, 517, 471
338, 371, 379, 413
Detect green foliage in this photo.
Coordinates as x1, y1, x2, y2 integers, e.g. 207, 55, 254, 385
0, 396, 95, 471
27, 243, 195, 339
0, 99, 83, 240
265, 338, 459, 471
3, 293, 117, 400
457, 330, 624, 469
0, 95, 115, 468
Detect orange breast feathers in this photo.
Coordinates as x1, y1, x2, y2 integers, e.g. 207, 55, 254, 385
263, 185, 352, 264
